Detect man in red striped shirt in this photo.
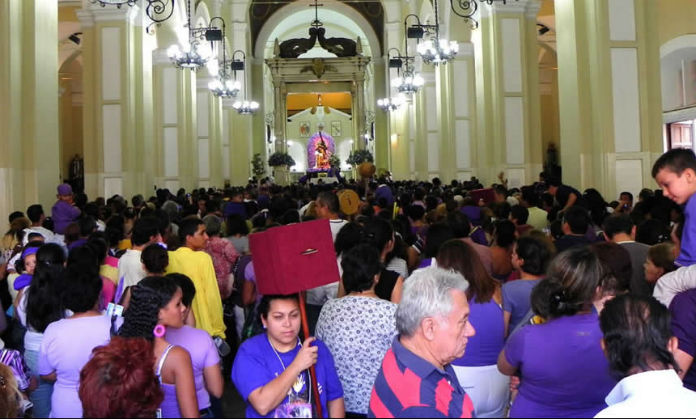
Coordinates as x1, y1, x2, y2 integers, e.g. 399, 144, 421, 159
368, 267, 476, 418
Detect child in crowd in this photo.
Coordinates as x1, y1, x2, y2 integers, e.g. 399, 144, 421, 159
652, 148, 696, 267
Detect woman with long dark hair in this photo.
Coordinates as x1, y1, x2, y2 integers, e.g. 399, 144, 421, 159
362, 218, 404, 303
118, 276, 199, 418
437, 239, 508, 418
16, 243, 65, 418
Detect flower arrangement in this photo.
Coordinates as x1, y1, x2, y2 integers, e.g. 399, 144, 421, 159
346, 149, 374, 166
329, 154, 341, 169
268, 152, 296, 168
251, 153, 266, 178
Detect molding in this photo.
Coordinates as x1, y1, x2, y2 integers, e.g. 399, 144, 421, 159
76, 9, 95, 27
663, 106, 696, 124
660, 34, 696, 58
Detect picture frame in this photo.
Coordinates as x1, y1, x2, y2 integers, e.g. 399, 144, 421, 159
299, 121, 311, 137
331, 121, 342, 137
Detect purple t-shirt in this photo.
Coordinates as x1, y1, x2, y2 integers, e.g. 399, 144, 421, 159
502, 279, 541, 332
677, 194, 696, 267
504, 312, 616, 418
231, 334, 343, 418
669, 288, 696, 391
38, 315, 111, 418
453, 297, 504, 367
166, 326, 220, 409
51, 200, 80, 235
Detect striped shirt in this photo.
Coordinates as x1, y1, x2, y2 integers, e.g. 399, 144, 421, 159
368, 338, 475, 418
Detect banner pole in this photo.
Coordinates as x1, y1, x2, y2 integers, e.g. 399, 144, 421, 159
298, 292, 323, 418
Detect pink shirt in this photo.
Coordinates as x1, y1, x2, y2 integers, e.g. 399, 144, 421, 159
205, 237, 239, 299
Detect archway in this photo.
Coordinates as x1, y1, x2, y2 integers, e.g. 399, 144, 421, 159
661, 35, 696, 150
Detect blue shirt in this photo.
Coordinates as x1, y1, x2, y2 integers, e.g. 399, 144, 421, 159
502, 279, 541, 332
368, 338, 475, 418
453, 298, 504, 367
231, 334, 343, 418
677, 194, 696, 267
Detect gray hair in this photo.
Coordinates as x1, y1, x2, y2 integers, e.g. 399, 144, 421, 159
203, 214, 222, 237
395, 267, 469, 337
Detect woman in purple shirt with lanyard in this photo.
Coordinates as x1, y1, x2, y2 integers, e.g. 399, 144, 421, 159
497, 248, 618, 418
437, 239, 508, 418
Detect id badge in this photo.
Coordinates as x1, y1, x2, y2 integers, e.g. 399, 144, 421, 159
273, 402, 312, 418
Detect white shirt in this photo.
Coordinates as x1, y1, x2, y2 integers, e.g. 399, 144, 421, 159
653, 264, 696, 307
117, 249, 146, 289
595, 369, 696, 418
306, 218, 347, 306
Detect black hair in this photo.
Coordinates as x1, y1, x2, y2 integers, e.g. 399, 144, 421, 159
26, 244, 67, 333
603, 214, 634, 239
87, 235, 108, 265
582, 188, 609, 227
424, 223, 455, 258
620, 191, 633, 202
166, 273, 195, 308
635, 219, 671, 246
9, 211, 24, 224
226, 214, 249, 237
78, 216, 97, 237
493, 219, 516, 248
563, 206, 590, 235
446, 211, 471, 238
67, 245, 100, 277
515, 236, 552, 275
548, 177, 562, 187
119, 276, 180, 341
141, 244, 169, 275
510, 205, 529, 225
316, 191, 340, 214
532, 247, 608, 319
61, 263, 103, 313
257, 294, 300, 321
521, 186, 540, 207
131, 217, 161, 247
26, 205, 44, 223
651, 148, 696, 178
405, 204, 425, 221
334, 222, 363, 256
362, 217, 394, 253
178, 218, 204, 243
600, 294, 680, 380
341, 244, 382, 294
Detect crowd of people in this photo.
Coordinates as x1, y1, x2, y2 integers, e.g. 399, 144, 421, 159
0, 148, 696, 417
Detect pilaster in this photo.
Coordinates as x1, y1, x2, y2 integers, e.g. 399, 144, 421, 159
474, 0, 543, 187
0, 0, 60, 224
555, 0, 663, 199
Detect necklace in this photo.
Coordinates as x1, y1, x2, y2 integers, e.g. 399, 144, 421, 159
267, 335, 311, 403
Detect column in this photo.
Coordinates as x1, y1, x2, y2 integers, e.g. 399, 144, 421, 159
226, 21, 253, 186
152, 49, 198, 193
555, 0, 663, 198
473, 0, 543, 187
196, 76, 224, 189
0, 0, 60, 224
79, 4, 159, 199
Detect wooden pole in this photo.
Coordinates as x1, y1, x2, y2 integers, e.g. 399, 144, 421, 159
298, 292, 323, 418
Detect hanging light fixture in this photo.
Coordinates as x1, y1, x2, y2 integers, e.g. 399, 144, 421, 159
389, 22, 425, 96
377, 95, 406, 112
230, 51, 259, 115
167, 0, 220, 71
408, 1, 459, 65
206, 18, 242, 98
90, 0, 175, 31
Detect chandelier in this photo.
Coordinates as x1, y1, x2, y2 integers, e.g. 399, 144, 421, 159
229, 51, 259, 115
89, 0, 175, 32
167, 0, 220, 71
408, 1, 459, 65
206, 21, 243, 98
377, 95, 405, 112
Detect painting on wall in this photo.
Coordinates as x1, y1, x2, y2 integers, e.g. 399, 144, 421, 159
300, 121, 311, 137
331, 121, 342, 137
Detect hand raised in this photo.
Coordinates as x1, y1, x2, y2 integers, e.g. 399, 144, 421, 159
291, 337, 319, 372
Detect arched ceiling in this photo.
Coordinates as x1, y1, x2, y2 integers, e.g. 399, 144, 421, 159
250, 0, 384, 55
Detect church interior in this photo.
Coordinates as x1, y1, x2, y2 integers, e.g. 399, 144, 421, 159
1, 0, 696, 224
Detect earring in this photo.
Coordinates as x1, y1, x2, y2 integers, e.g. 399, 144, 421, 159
153, 324, 166, 338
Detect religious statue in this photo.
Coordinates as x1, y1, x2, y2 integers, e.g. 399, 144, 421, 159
315, 138, 330, 169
